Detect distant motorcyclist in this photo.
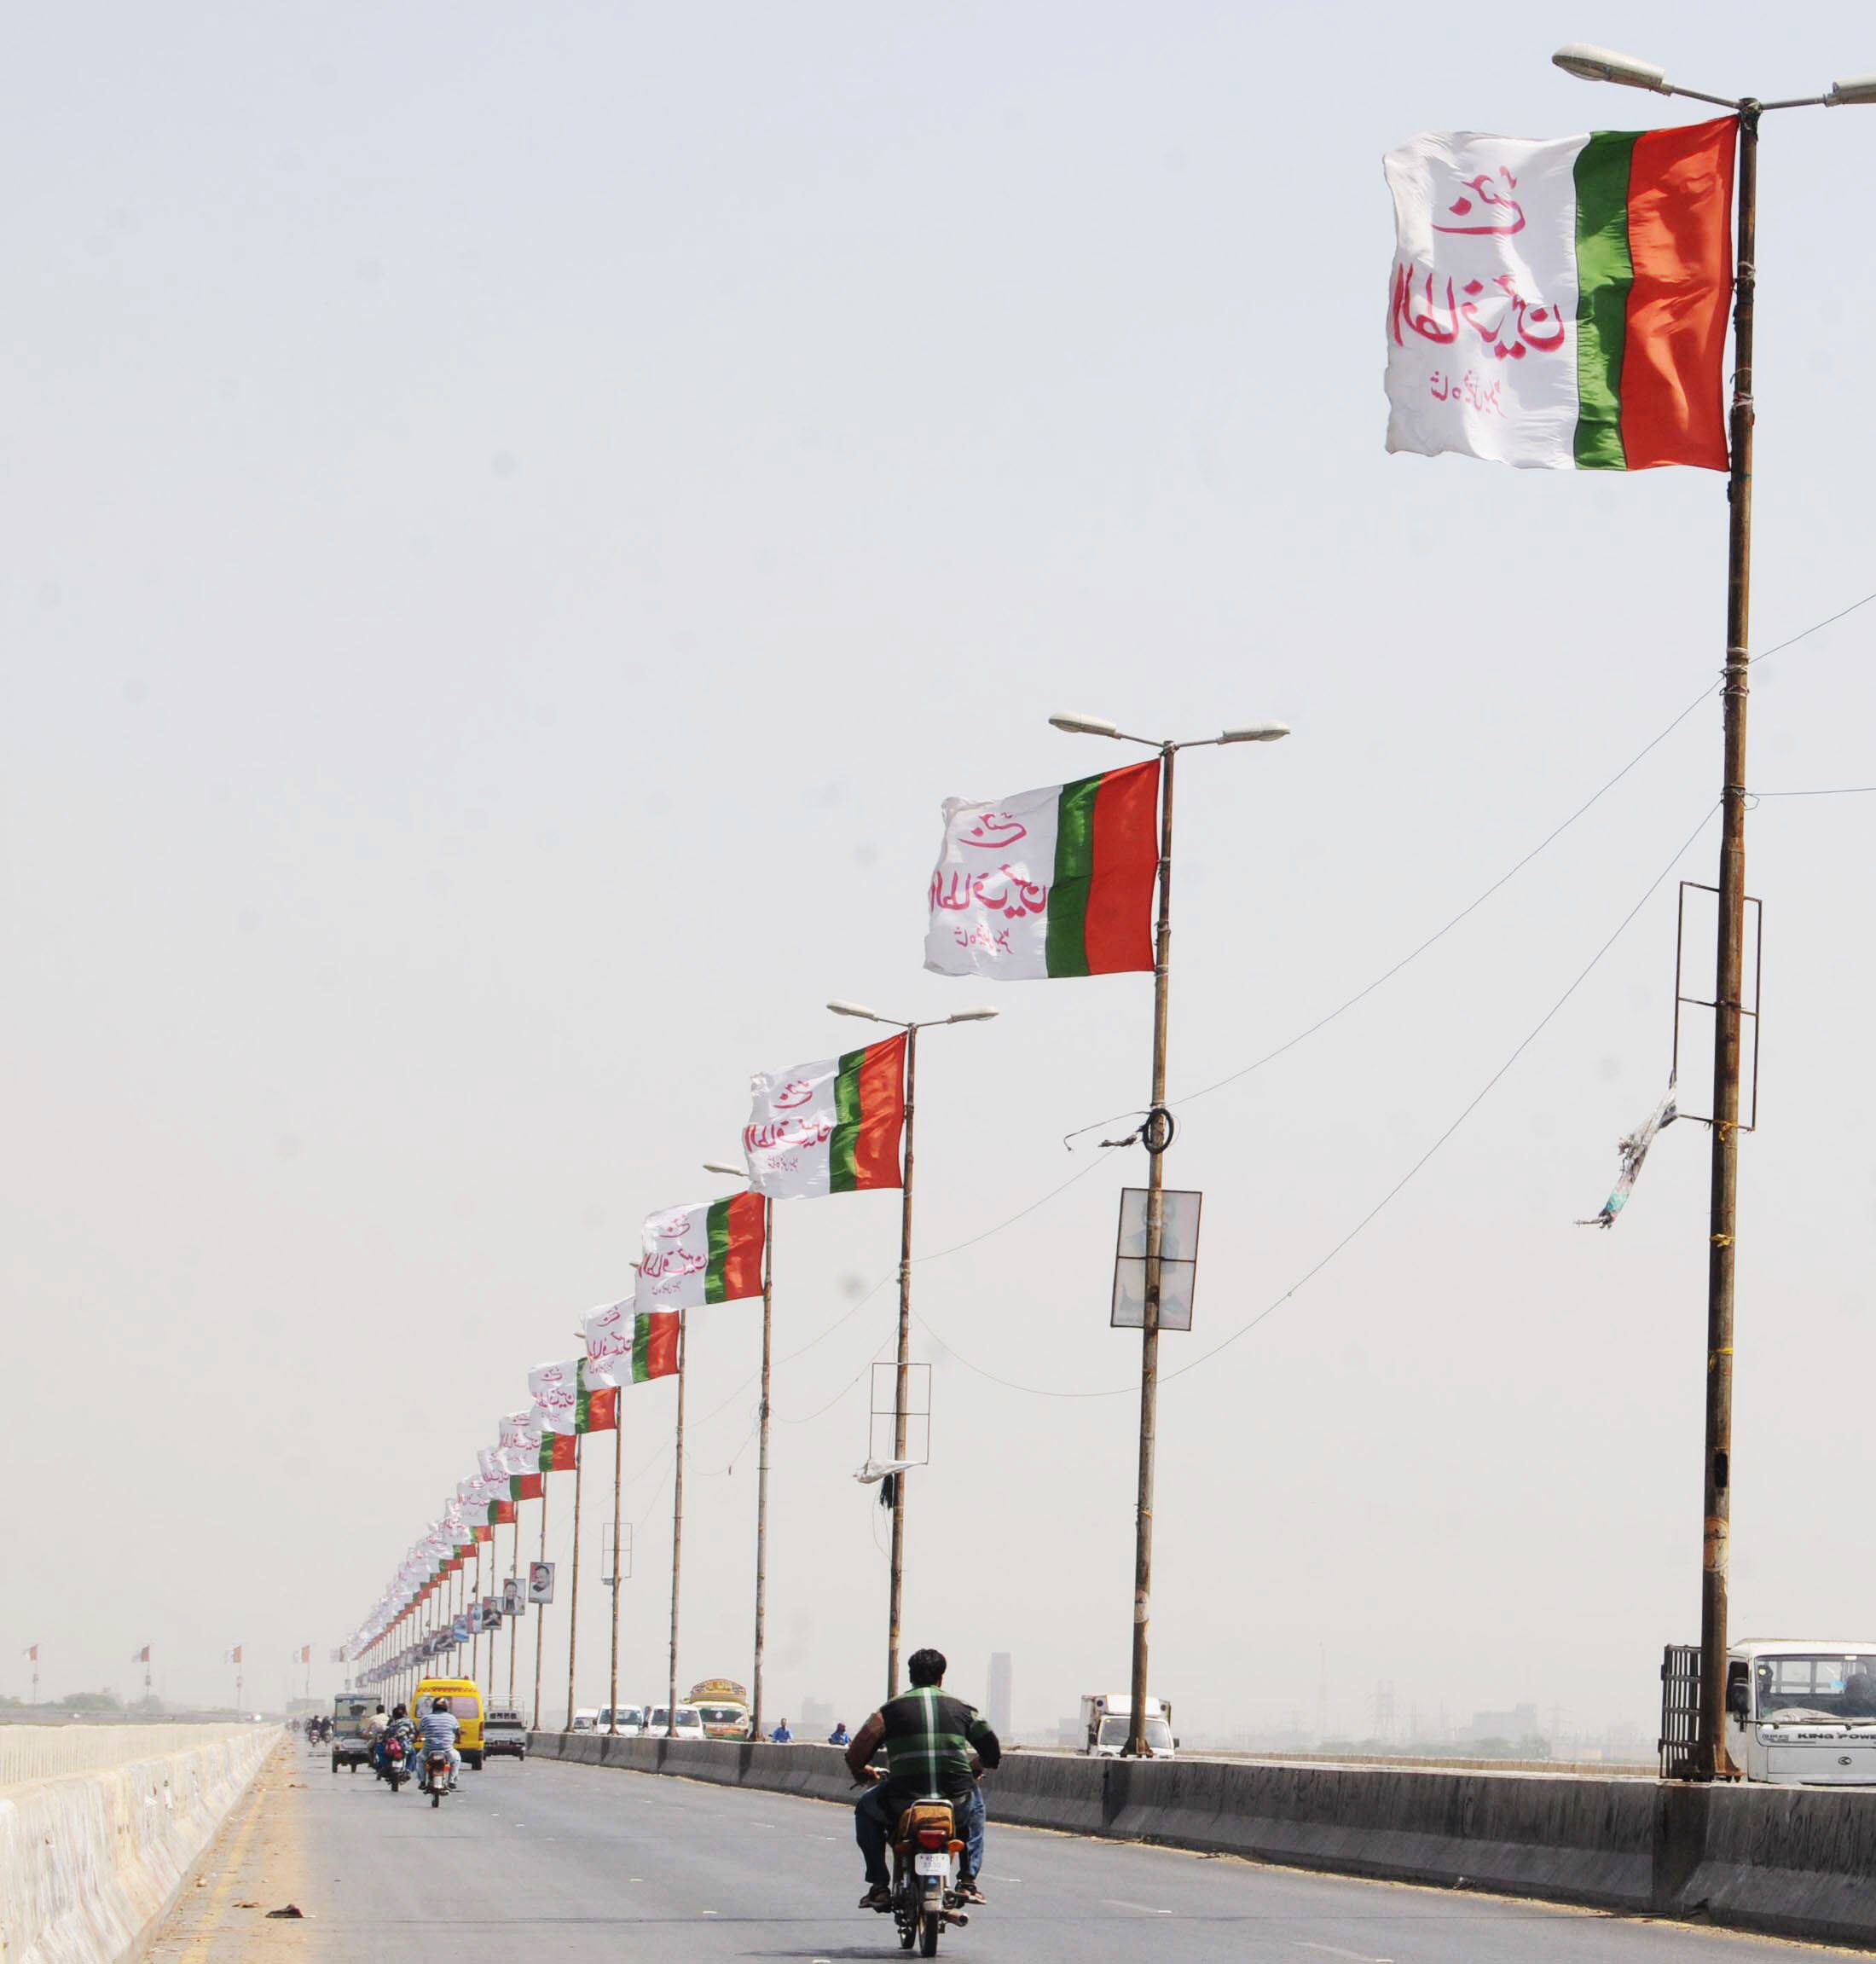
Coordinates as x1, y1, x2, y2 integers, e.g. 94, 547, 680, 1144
828, 1720, 851, 1747
363, 1702, 388, 1741
845, 1647, 999, 1911
769, 1718, 794, 1743
375, 1703, 415, 1777
420, 1695, 463, 1789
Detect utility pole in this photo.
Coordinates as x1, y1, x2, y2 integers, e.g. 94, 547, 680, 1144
1044, 715, 1288, 1755
822, 1002, 996, 1701
532, 1480, 549, 1729
608, 1411, 623, 1735
1128, 742, 1175, 1759
887, 1023, 918, 1702
702, 1160, 781, 1741
565, 1434, 584, 1731
1550, 40, 1876, 1777
667, 1313, 687, 1736
1700, 101, 1757, 1784
752, 1196, 774, 1741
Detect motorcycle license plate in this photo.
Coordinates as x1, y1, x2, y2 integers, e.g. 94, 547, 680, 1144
914, 1852, 950, 1876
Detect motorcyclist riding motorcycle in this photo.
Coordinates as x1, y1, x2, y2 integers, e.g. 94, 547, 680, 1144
375, 1703, 416, 1782
419, 1695, 462, 1790
845, 1647, 999, 1911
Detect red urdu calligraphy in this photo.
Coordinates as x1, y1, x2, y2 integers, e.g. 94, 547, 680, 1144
651, 1212, 694, 1239
640, 1248, 708, 1279
929, 872, 974, 912
1458, 273, 1566, 360
1391, 263, 1459, 347
1432, 169, 1525, 236
773, 1079, 814, 1109
959, 812, 1028, 850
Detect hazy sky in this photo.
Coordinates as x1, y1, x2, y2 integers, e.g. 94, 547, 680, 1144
7, 2, 1876, 1741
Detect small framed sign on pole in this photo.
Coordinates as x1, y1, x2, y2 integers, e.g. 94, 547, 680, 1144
1110, 1186, 1202, 1330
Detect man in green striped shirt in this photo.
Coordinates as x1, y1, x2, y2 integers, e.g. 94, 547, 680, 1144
844, 1647, 1000, 1910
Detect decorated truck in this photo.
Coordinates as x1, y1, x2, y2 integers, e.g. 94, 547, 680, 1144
688, 1678, 753, 1740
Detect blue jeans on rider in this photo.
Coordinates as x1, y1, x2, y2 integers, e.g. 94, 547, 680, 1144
856, 1782, 986, 1886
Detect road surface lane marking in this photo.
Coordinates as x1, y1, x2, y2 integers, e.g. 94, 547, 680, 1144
1102, 1898, 1173, 1915
1295, 1946, 1394, 1963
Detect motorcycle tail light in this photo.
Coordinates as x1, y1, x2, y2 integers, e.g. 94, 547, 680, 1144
917, 1827, 949, 1851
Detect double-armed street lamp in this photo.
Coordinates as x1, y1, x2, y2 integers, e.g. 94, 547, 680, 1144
825, 999, 999, 1700
1047, 714, 1288, 1756
1553, 42, 1876, 1780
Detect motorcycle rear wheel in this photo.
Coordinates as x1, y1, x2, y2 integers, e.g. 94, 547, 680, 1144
919, 1907, 941, 1956
431, 1787, 441, 1808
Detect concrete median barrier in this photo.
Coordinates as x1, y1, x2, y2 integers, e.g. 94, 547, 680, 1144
0, 1722, 277, 1964
529, 1728, 1876, 1946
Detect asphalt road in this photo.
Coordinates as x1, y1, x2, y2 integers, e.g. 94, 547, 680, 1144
152, 1738, 1838, 1961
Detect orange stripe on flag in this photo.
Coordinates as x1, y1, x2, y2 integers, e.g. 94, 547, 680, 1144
720, 1190, 766, 1299
1620, 117, 1735, 472
851, 1033, 906, 1188
1082, 759, 1161, 974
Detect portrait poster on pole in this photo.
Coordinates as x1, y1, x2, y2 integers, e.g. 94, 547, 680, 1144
529, 1561, 555, 1605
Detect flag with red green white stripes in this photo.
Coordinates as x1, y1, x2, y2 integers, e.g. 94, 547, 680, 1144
508, 1472, 543, 1502
485, 1498, 517, 1526
634, 1193, 766, 1312
633, 1310, 679, 1382
538, 1433, 578, 1474
744, 1034, 906, 1199
1384, 117, 1736, 469
575, 1359, 618, 1434
924, 761, 1160, 979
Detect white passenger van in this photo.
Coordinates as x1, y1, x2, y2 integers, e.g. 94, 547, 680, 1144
1725, 1639, 1876, 1783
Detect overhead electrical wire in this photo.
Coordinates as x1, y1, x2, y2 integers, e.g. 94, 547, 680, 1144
912, 801, 1722, 1403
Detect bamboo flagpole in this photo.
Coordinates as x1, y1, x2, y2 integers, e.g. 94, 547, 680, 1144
508, 1508, 520, 1704
532, 1476, 549, 1729
608, 1411, 622, 1734
666, 1313, 686, 1737
565, 1434, 584, 1731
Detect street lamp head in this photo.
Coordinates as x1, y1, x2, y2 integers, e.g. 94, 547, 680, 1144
1219, 721, 1291, 744
1048, 713, 1120, 739
702, 1161, 744, 1177
946, 1006, 999, 1023
1552, 43, 1670, 91
826, 999, 882, 1022
1827, 72, 1876, 105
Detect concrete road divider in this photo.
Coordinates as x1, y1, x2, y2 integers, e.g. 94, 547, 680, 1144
530, 1729, 1876, 1948
0, 1723, 277, 1964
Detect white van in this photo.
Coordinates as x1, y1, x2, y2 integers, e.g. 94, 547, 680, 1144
1725, 1639, 1876, 1783
597, 1706, 644, 1735
646, 1705, 707, 1741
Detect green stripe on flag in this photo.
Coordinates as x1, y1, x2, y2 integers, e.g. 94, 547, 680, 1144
829, 1047, 864, 1193
704, 1196, 731, 1303
1045, 773, 1104, 977
1573, 130, 1638, 470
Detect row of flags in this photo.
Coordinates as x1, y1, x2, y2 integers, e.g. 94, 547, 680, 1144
342, 756, 1168, 1666
345, 93, 1753, 1663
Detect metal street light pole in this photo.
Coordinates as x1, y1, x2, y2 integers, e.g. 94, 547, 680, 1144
1049, 715, 1288, 1754
1555, 40, 1875, 1782
827, 999, 999, 1700
704, 1161, 778, 1740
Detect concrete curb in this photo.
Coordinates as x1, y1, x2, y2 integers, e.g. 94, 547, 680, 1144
0, 1724, 278, 1964
526, 1731, 1876, 1950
